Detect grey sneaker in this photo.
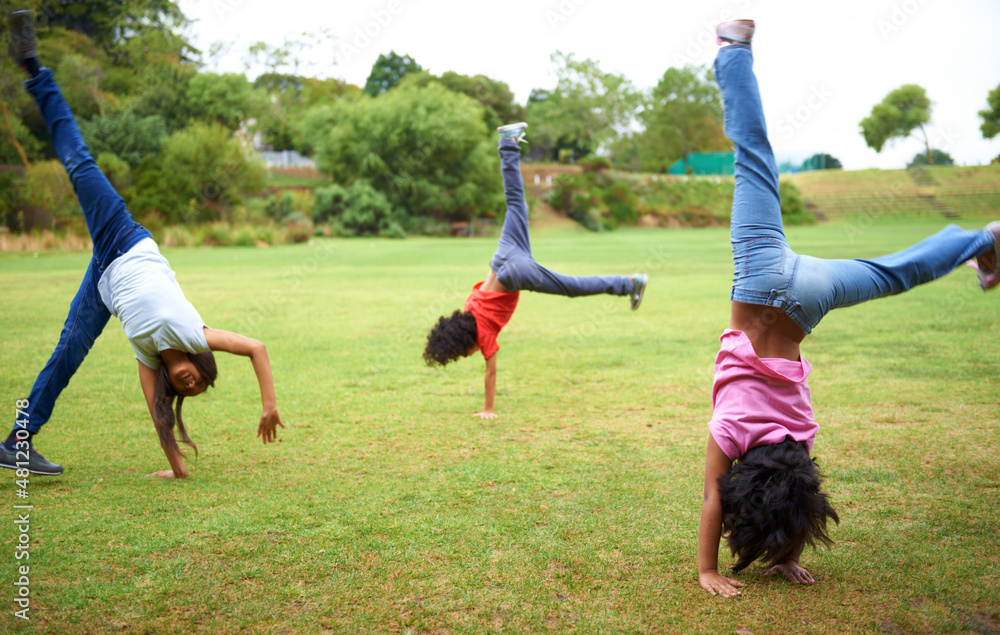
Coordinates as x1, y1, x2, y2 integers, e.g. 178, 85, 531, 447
0, 441, 64, 476
716, 19, 755, 45
7, 10, 37, 65
629, 274, 647, 311
498, 122, 528, 144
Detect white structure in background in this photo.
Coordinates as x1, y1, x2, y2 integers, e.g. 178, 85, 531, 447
259, 150, 316, 169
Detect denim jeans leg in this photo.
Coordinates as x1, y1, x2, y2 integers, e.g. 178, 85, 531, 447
791, 225, 995, 326
24, 69, 149, 267
21, 258, 112, 434
714, 45, 784, 248
514, 261, 633, 296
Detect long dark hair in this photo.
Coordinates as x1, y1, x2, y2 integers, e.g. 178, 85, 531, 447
718, 437, 839, 572
153, 352, 218, 457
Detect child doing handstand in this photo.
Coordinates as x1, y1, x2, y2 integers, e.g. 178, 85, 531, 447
424, 123, 648, 418
699, 20, 1000, 597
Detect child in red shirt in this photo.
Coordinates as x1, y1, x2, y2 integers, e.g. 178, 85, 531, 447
424, 123, 647, 418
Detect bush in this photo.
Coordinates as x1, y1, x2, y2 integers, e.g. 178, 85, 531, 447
312, 183, 348, 224
579, 155, 612, 173
314, 83, 503, 225
339, 180, 401, 237
778, 180, 816, 225
131, 122, 267, 224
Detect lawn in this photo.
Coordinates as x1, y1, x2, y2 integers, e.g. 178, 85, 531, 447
1, 216, 998, 633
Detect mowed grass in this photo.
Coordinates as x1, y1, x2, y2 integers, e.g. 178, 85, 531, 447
1, 216, 998, 634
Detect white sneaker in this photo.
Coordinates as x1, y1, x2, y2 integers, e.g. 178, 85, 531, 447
498, 122, 528, 144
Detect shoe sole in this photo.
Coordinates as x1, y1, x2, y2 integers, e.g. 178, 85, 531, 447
0, 459, 64, 476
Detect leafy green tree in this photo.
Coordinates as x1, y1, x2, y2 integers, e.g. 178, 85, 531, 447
636, 65, 728, 173
253, 73, 359, 151
363, 51, 422, 97
801, 153, 842, 170
36, 0, 192, 61
315, 83, 502, 223
128, 62, 198, 133
399, 71, 525, 131
131, 122, 266, 223
860, 84, 934, 163
907, 148, 954, 167
979, 83, 1000, 140
186, 72, 266, 131
526, 52, 641, 160
81, 110, 166, 168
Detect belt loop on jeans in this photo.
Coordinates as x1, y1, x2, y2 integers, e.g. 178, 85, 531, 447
767, 289, 778, 303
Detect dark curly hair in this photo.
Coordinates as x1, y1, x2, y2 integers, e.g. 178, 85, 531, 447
718, 437, 839, 573
424, 310, 478, 366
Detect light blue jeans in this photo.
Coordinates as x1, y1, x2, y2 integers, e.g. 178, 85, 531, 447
16, 69, 151, 435
490, 139, 633, 296
715, 46, 994, 334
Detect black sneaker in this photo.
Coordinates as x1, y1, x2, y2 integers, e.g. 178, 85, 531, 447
7, 10, 37, 66
0, 442, 64, 476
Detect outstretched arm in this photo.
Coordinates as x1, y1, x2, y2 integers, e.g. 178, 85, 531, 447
698, 434, 744, 597
473, 353, 498, 419
204, 328, 284, 443
139, 361, 188, 478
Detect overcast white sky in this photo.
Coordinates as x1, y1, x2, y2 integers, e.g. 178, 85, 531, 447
177, 0, 1000, 170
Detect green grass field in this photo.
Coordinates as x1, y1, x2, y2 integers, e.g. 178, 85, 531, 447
1, 217, 998, 633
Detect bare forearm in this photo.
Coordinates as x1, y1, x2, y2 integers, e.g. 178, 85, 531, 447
483, 371, 496, 412
698, 499, 724, 574
249, 343, 277, 412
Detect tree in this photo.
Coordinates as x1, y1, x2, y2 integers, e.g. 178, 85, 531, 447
186, 72, 266, 131
81, 110, 167, 168
131, 122, 266, 223
36, 0, 193, 62
253, 73, 359, 151
314, 83, 502, 223
635, 65, 728, 173
398, 71, 525, 131
859, 84, 934, 163
526, 52, 641, 160
800, 153, 842, 170
363, 51, 422, 97
979, 83, 1000, 140
907, 148, 954, 167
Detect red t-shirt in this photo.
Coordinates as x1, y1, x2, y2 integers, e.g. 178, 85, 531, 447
464, 281, 520, 359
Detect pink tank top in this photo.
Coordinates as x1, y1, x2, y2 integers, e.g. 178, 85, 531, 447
708, 329, 817, 461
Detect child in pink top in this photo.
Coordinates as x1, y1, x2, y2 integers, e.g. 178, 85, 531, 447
424, 123, 648, 418
699, 21, 1000, 598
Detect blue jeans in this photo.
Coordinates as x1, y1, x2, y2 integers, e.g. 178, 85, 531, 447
490, 140, 633, 296
715, 46, 994, 334
17, 69, 151, 435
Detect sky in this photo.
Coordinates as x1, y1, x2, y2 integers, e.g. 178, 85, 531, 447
177, 0, 1000, 171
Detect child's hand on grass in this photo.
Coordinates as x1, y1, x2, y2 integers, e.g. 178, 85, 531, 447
699, 571, 744, 597
472, 411, 497, 419
257, 408, 285, 444
765, 561, 815, 584
150, 470, 178, 478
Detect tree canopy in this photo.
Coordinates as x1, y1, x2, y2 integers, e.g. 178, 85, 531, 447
979, 83, 1000, 140
859, 84, 934, 163
634, 64, 728, 173
363, 51, 422, 97
526, 51, 641, 160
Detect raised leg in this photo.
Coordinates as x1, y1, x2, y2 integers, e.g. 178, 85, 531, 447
24, 69, 149, 268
